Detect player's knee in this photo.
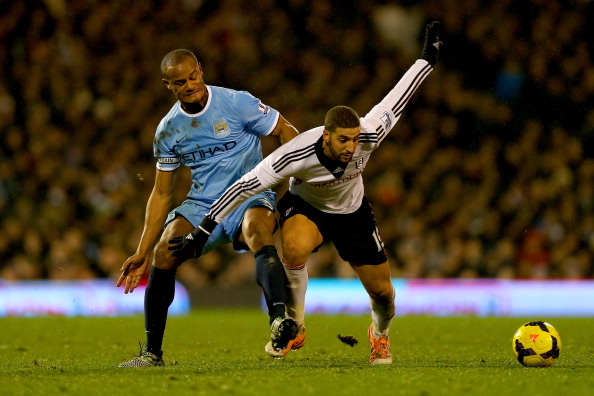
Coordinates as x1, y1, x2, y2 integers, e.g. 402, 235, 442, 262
242, 218, 275, 249
152, 241, 177, 270
244, 218, 269, 236
281, 243, 309, 268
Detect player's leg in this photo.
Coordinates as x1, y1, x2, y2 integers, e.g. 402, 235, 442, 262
350, 261, 395, 334
240, 206, 288, 322
282, 213, 324, 268
282, 214, 322, 327
332, 196, 394, 364
283, 260, 308, 345
279, 213, 323, 353
350, 260, 395, 364
231, 193, 298, 356
120, 216, 194, 367
145, 217, 195, 352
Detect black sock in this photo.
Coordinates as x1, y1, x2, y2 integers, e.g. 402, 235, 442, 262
144, 266, 176, 357
254, 245, 287, 324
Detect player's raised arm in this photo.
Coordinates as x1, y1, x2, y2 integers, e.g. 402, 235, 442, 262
361, 21, 442, 146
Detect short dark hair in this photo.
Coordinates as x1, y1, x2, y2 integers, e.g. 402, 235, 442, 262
161, 49, 198, 75
324, 106, 360, 132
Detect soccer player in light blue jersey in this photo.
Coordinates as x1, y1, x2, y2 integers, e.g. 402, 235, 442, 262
117, 49, 299, 367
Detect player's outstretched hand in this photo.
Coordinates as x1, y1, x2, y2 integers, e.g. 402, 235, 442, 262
167, 215, 218, 260
421, 20, 442, 66
117, 254, 149, 294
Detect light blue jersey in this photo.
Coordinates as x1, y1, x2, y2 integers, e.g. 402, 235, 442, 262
153, 85, 279, 253
154, 85, 280, 205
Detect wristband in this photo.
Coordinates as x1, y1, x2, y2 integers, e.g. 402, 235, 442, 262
199, 215, 218, 234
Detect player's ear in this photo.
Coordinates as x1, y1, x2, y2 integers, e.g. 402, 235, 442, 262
322, 129, 330, 143
162, 78, 171, 90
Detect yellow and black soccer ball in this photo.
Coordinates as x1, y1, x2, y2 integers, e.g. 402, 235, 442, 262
512, 321, 561, 367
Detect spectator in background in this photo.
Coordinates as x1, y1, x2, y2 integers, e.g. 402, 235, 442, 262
516, 230, 550, 279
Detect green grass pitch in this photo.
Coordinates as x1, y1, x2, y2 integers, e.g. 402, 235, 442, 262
1, 308, 593, 396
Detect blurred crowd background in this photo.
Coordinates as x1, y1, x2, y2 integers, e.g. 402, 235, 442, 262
1, 0, 594, 288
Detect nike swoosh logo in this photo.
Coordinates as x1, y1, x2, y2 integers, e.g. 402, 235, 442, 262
176, 135, 187, 144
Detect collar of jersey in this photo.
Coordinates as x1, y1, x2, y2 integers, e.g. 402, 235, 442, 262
178, 85, 212, 117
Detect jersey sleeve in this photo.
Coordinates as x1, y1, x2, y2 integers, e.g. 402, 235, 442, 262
359, 59, 433, 148
234, 91, 280, 136
206, 140, 298, 222
153, 118, 181, 171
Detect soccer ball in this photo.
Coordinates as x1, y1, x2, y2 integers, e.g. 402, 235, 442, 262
512, 321, 561, 367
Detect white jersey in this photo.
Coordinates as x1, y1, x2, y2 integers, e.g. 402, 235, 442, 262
208, 59, 433, 222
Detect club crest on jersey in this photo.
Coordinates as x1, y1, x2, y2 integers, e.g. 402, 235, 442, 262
213, 118, 231, 138
355, 158, 363, 169
381, 111, 392, 131
258, 101, 270, 115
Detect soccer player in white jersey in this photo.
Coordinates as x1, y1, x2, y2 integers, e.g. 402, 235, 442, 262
169, 22, 442, 363
117, 49, 299, 367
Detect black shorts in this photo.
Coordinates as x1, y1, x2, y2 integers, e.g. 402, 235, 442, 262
277, 191, 388, 265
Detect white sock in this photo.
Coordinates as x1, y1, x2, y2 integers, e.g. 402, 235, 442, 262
283, 263, 308, 328
371, 288, 395, 336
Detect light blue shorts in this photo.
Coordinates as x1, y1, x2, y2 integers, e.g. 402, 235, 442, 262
165, 191, 276, 254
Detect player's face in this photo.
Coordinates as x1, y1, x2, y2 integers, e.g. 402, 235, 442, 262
162, 58, 207, 107
323, 126, 360, 163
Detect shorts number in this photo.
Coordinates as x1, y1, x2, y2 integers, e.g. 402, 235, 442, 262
372, 227, 384, 252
